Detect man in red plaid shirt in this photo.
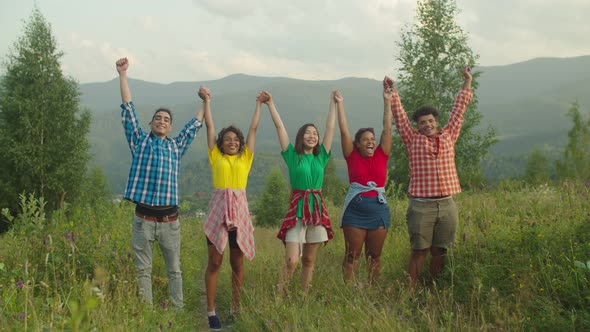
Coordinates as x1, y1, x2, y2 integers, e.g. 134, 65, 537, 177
384, 67, 473, 289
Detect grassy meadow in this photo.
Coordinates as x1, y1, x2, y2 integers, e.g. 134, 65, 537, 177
0, 182, 589, 331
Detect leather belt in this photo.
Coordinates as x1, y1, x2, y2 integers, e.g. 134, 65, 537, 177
135, 212, 178, 222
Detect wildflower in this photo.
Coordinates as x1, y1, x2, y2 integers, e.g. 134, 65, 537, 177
71, 232, 76, 243
16, 279, 23, 289
64, 231, 69, 240
18, 313, 25, 319
161, 300, 167, 310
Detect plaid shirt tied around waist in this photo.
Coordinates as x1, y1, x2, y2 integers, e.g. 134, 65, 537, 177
121, 102, 202, 206
389, 88, 473, 198
277, 189, 334, 243
203, 188, 255, 260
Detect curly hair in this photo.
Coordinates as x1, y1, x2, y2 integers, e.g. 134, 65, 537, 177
412, 106, 439, 123
294, 123, 321, 156
216, 125, 245, 154
353, 127, 375, 151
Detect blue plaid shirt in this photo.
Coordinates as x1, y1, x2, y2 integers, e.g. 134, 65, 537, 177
121, 102, 202, 206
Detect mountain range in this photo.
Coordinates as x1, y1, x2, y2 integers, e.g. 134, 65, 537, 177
82, 55, 590, 195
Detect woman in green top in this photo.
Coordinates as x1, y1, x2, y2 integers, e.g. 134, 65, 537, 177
261, 90, 336, 296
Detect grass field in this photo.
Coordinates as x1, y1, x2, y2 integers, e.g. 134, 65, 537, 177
1, 182, 589, 331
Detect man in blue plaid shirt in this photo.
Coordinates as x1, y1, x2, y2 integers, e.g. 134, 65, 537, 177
117, 57, 204, 308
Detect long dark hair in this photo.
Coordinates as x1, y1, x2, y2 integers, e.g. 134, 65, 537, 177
294, 123, 320, 156
216, 125, 245, 154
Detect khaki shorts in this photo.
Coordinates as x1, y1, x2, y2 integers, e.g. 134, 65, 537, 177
285, 218, 328, 244
406, 197, 458, 250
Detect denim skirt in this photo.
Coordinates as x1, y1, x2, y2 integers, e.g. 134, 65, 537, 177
341, 194, 390, 229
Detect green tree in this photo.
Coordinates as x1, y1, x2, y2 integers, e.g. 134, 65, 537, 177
556, 101, 590, 180
0, 8, 91, 211
391, 0, 496, 191
252, 166, 289, 228
523, 148, 551, 185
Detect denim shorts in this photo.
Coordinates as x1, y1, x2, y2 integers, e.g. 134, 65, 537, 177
341, 195, 391, 229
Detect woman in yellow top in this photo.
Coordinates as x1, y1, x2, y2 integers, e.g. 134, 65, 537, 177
200, 86, 261, 330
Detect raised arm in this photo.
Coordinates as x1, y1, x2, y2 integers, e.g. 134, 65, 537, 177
322, 91, 337, 153
380, 87, 393, 155
245, 93, 262, 153
199, 86, 215, 150
262, 91, 290, 151
462, 66, 472, 90
334, 90, 354, 158
116, 58, 131, 103
384, 76, 414, 148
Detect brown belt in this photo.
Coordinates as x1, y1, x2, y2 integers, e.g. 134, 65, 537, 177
135, 212, 178, 222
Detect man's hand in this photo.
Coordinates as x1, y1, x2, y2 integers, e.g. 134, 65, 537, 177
462, 67, 472, 82
383, 76, 394, 90
116, 58, 129, 74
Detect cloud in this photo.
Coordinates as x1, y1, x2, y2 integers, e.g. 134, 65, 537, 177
192, 0, 257, 19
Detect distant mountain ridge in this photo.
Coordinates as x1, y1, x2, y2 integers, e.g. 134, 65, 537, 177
82, 55, 590, 193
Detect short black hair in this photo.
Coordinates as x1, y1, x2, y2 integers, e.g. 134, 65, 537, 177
151, 108, 173, 123
412, 106, 439, 123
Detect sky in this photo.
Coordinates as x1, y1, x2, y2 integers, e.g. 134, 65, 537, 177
0, 0, 589, 84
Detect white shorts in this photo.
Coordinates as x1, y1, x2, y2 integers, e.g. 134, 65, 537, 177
284, 218, 328, 244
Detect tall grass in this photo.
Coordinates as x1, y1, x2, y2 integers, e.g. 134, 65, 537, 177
0, 182, 588, 331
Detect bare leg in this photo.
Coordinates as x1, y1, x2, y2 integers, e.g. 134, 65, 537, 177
407, 248, 429, 290
205, 245, 224, 312
429, 247, 447, 282
342, 226, 366, 283
229, 246, 244, 313
300, 242, 321, 294
277, 242, 300, 297
364, 227, 388, 284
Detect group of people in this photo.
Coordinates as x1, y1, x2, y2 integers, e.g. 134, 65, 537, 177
116, 57, 473, 330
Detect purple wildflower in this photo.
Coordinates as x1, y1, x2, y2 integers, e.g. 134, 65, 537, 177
16, 279, 23, 289
64, 231, 69, 240
71, 232, 76, 243
18, 313, 25, 319
161, 300, 167, 310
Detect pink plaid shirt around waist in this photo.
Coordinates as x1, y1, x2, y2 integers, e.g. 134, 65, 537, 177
203, 188, 255, 260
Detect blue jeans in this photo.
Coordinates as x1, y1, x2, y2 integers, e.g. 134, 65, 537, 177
132, 215, 183, 307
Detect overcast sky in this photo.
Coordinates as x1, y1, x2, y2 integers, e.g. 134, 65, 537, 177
1, 0, 589, 83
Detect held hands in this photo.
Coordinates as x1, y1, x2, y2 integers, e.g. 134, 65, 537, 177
383, 76, 394, 91
116, 58, 129, 74
257, 91, 271, 104
198, 86, 211, 102
332, 90, 343, 103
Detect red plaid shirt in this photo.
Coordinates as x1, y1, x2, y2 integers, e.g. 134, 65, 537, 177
390, 88, 473, 197
277, 189, 334, 243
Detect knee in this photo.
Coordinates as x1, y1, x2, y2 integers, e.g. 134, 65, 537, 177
366, 251, 381, 263
301, 255, 316, 268
136, 265, 152, 276
430, 247, 447, 257
344, 250, 361, 264
207, 258, 223, 272
284, 256, 299, 271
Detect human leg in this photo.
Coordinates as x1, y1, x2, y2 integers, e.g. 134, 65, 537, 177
342, 226, 367, 283
158, 220, 183, 308
132, 216, 155, 304
364, 227, 388, 284
229, 236, 244, 313
430, 198, 458, 281
277, 242, 300, 297
205, 242, 224, 312
300, 242, 321, 294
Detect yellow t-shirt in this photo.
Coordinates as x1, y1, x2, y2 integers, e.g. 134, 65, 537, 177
208, 145, 254, 189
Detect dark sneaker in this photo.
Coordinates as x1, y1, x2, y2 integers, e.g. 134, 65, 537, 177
208, 315, 222, 331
